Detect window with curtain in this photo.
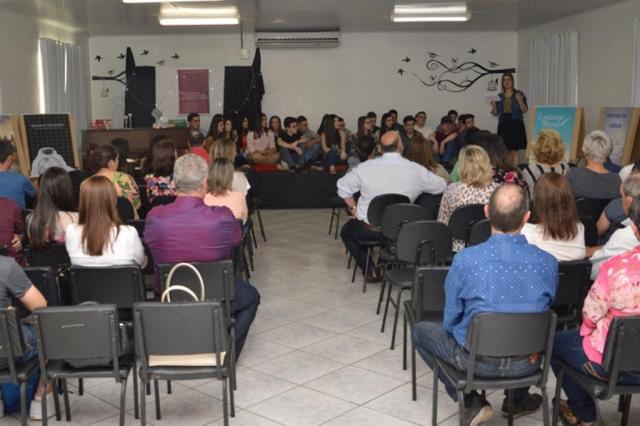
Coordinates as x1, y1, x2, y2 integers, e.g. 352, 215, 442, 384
528, 32, 578, 106
39, 38, 88, 138
632, 18, 640, 107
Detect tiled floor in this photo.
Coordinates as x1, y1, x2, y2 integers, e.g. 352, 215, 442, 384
4, 209, 640, 425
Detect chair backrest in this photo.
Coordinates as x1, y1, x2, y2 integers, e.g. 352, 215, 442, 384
414, 192, 443, 220
0, 308, 25, 380
69, 265, 145, 310
381, 204, 429, 240
395, 220, 453, 265
579, 216, 598, 247
367, 194, 410, 227
116, 197, 135, 222
600, 316, 640, 397
134, 301, 227, 374
33, 305, 120, 363
448, 204, 486, 242
156, 260, 234, 306
554, 260, 592, 308
126, 220, 155, 275
411, 266, 449, 321
466, 219, 491, 247
575, 198, 611, 222
17, 267, 61, 320
25, 243, 70, 269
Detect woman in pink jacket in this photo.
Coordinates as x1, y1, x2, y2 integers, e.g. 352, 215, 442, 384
552, 197, 640, 426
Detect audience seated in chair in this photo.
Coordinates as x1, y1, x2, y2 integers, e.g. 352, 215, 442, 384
203, 115, 224, 153
188, 129, 211, 166
589, 173, 640, 279
91, 145, 141, 217
143, 154, 260, 357
433, 116, 459, 165
476, 133, 528, 190
0, 140, 35, 210
437, 145, 498, 252
109, 137, 135, 176
319, 114, 347, 175
144, 139, 177, 205
522, 173, 585, 261
407, 134, 450, 183
26, 167, 78, 249
596, 161, 640, 238
65, 176, 146, 268
0, 197, 24, 265
552, 196, 640, 426
413, 184, 558, 425
566, 130, 621, 200
337, 131, 447, 282
278, 116, 318, 171
246, 114, 280, 166
297, 115, 321, 155
204, 158, 248, 223
210, 138, 251, 195
520, 129, 571, 199
414, 110, 434, 139
0, 256, 53, 420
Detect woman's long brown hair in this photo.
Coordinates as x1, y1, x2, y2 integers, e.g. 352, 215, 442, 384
534, 173, 579, 240
407, 134, 438, 172
78, 175, 121, 256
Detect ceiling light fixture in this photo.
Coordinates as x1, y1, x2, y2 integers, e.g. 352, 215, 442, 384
159, 6, 238, 16
159, 17, 240, 26
124, 0, 219, 3
392, 15, 469, 22
394, 3, 467, 14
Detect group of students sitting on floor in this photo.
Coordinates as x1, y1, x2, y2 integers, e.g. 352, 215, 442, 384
0, 138, 260, 420
336, 118, 640, 426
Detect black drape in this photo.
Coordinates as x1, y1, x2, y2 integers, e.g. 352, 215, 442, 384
223, 49, 265, 127
124, 47, 156, 128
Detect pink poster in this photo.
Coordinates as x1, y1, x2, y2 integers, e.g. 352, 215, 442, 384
178, 70, 210, 114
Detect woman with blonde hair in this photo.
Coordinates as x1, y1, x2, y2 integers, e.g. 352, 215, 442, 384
438, 145, 499, 251
210, 138, 251, 194
521, 129, 571, 197
65, 175, 145, 267
204, 158, 248, 222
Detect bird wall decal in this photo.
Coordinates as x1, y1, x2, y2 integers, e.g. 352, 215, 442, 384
488, 61, 500, 67
107, 69, 115, 75
402, 56, 411, 63
94, 55, 103, 62
141, 49, 149, 56
171, 53, 180, 59
428, 51, 439, 58
397, 69, 405, 75
468, 48, 477, 54
156, 60, 166, 66
117, 53, 125, 59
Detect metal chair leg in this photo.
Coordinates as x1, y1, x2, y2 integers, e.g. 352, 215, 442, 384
229, 376, 235, 418
621, 394, 632, 426
507, 388, 514, 426
19, 380, 27, 426
351, 259, 357, 282
167, 380, 172, 394
541, 386, 550, 426
376, 277, 386, 315
222, 377, 229, 426
381, 282, 393, 332
139, 377, 146, 426
250, 221, 258, 250
412, 342, 418, 401
119, 377, 128, 426
133, 361, 140, 419
402, 314, 408, 370
552, 370, 564, 426
154, 379, 161, 420
62, 379, 71, 421
432, 362, 439, 425
457, 388, 466, 426
52, 379, 61, 421
390, 288, 405, 350
256, 209, 267, 242
78, 378, 84, 395
41, 386, 49, 426
362, 247, 371, 293
328, 208, 335, 235
334, 209, 341, 240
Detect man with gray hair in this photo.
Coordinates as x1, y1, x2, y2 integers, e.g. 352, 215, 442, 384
589, 172, 640, 279
144, 154, 260, 357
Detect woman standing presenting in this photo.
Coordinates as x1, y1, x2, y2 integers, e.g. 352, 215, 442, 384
491, 73, 528, 165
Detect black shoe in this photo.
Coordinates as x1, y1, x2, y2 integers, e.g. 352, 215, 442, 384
501, 393, 542, 419
462, 393, 494, 426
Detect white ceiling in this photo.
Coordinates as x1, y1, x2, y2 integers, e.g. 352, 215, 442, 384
0, 0, 627, 35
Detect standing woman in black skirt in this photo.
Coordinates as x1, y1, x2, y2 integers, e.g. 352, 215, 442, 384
490, 73, 528, 166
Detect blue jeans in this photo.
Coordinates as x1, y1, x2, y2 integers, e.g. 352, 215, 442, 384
233, 278, 260, 358
279, 144, 320, 168
435, 140, 459, 164
412, 321, 539, 402
0, 325, 38, 370
551, 330, 640, 422
323, 146, 346, 168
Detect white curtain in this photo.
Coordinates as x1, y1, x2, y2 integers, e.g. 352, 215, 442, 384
39, 38, 88, 137
632, 18, 640, 107
528, 32, 578, 106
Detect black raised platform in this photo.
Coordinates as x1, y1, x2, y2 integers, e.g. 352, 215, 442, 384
246, 171, 345, 209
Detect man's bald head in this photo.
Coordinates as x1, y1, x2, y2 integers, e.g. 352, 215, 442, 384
380, 131, 401, 153
487, 184, 529, 233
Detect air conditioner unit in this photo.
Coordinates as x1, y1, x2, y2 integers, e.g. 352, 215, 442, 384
255, 31, 340, 48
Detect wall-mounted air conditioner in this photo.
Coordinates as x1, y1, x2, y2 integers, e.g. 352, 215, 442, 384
255, 31, 340, 48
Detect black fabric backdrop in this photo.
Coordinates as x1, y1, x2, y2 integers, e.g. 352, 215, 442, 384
125, 66, 156, 128
223, 49, 265, 127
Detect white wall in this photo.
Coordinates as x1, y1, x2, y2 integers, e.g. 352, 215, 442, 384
518, 0, 640, 132
0, 9, 89, 116
90, 31, 517, 132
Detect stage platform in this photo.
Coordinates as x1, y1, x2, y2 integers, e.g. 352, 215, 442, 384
246, 171, 345, 209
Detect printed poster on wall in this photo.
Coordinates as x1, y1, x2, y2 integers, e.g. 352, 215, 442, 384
178, 70, 210, 114
531, 106, 579, 161
601, 107, 633, 165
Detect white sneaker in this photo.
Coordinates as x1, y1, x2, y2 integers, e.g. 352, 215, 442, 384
277, 161, 289, 171
29, 393, 57, 420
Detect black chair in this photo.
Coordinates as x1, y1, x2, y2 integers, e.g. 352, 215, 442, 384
553, 260, 592, 330
134, 301, 234, 425
379, 221, 452, 350
0, 308, 40, 426
17, 267, 61, 320
24, 243, 72, 305
553, 316, 640, 426
575, 198, 612, 222
117, 197, 136, 222
328, 195, 345, 240
352, 193, 410, 293
432, 311, 557, 426
379, 203, 430, 264
414, 192, 443, 220
149, 195, 176, 209
247, 189, 266, 244
447, 204, 486, 249
580, 216, 598, 247
403, 266, 449, 401
32, 305, 136, 426
466, 218, 491, 247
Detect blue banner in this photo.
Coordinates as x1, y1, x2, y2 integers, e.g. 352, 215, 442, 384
531, 107, 577, 161
601, 107, 632, 165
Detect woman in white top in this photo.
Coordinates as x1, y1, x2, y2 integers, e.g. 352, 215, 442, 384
210, 137, 251, 194
65, 175, 146, 267
522, 173, 585, 261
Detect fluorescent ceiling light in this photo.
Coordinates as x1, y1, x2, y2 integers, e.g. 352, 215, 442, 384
159, 17, 240, 26
160, 6, 238, 16
392, 15, 469, 22
394, 3, 467, 14
125, 0, 219, 3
